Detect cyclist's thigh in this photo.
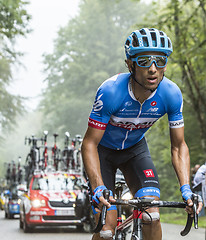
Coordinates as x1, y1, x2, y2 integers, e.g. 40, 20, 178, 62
97, 144, 116, 193
119, 138, 160, 196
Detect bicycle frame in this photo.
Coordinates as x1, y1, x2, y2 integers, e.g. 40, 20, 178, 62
115, 205, 145, 240
94, 189, 199, 240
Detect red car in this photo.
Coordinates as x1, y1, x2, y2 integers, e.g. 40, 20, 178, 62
19, 171, 90, 232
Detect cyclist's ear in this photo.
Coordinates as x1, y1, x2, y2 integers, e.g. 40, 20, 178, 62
163, 65, 167, 72
125, 59, 133, 73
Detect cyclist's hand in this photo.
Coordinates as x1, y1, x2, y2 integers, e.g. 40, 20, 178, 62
180, 184, 203, 215
92, 185, 115, 212
191, 194, 203, 215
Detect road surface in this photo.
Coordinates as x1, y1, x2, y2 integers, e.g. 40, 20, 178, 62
0, 211, 205, 240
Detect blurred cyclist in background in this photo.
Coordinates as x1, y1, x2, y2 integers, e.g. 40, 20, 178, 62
193, 162, 206, 216
81, 28, 203, 240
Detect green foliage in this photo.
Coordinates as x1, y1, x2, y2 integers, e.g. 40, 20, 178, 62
153, 0, 206, 160
0, 0, 31, 38
160, 212, 206, 228
0, 0, 31, 132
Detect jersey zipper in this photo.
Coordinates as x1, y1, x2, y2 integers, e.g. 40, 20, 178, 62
121, 130, 129, 149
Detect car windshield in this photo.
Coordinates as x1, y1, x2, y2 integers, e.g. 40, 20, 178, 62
32, 174, 84, 191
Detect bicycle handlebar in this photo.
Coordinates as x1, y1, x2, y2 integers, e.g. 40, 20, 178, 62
93, 189, 110, 233
180, 194, 198, 236
93, 190, 199, 236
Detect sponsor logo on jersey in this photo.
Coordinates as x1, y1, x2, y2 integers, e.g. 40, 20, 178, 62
93, 94, 103, 111
88, 118, 107, 130
109, 121, 156, 130
146, 107, 159, 113
109, 116, 158, 130
151, 101, 157, 106
125, 101, 132, 107
169, 119, 184, 128
143, 169, 155, 178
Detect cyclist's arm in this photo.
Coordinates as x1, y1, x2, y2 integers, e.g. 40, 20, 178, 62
170, 126, 190, 188
81, 126, 105, 190
170, 127, 203, 213
81, 126, 113, 208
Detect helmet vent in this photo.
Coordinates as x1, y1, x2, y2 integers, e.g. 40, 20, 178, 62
125, 39, 130, 46
151, 32, 157, 47
159, 31, 164, 36
161, 38, 165, 47
168, 39, 171, 48
140, 29, 146, 35
143, 37, 149, 47
132, 34, 139, 47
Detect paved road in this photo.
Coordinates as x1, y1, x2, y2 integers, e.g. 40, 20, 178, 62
0, 211, 205, 240
161, 222, 205, 240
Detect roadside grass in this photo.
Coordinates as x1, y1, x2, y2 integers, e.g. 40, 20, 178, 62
160, 212, 206, 228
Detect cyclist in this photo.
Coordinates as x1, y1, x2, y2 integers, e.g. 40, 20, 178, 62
81, 28, 203, 240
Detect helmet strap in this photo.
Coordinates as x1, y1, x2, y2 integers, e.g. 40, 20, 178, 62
131, 62, 154, 92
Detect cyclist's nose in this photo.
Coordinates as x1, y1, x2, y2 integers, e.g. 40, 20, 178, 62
148, 62, 157, 73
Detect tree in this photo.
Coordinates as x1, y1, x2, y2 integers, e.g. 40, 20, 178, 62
41, 0, 149, 137
0, 0, 31, 131
154, 0, 206, 162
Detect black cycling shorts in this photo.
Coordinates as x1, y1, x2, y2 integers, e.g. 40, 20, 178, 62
97, 137, 160, 197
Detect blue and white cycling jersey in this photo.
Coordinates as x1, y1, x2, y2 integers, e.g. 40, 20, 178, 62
89, 73, 184, 150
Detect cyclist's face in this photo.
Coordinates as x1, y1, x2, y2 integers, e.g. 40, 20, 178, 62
127, 51, 167, 92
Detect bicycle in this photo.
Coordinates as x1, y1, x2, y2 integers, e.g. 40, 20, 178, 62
72, 134, 83, 172
52, 133, 61, 171
24, 135, 43, 178
94, 189, 199, 240
61, 131, 75, 171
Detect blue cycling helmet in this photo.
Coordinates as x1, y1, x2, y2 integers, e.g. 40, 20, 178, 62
125, 28, 173, 58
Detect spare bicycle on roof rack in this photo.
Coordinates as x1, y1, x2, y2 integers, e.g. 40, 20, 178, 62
94, 188, 199, 240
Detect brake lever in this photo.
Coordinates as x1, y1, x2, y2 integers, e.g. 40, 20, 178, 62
101, 189, 110, 225
180, 194, 199, 236
93, 189, 110, 233
192, 194, 198, 229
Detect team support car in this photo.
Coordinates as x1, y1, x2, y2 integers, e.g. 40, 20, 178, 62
19, 171, 92, 232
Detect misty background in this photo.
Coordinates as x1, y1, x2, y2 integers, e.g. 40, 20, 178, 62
0, 0, 206, 201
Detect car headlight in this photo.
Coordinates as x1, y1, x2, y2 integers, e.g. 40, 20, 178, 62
31, 199, 46, 208
121, 192, 132, 200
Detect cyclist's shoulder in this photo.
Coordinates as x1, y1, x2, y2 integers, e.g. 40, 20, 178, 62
98, 73, 130, 93
96, 73, 130, 102
159, 76, 181, 92
158, 76, 182, 100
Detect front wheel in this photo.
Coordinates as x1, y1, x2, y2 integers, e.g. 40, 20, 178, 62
76, 225, 84, 232
23, 212, 32, 233
8, 211, 13, 219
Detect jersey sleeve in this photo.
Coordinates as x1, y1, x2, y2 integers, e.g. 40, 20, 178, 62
166, 82, 184, 128
193, 165, 206, 186
88, 80, 118, 130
